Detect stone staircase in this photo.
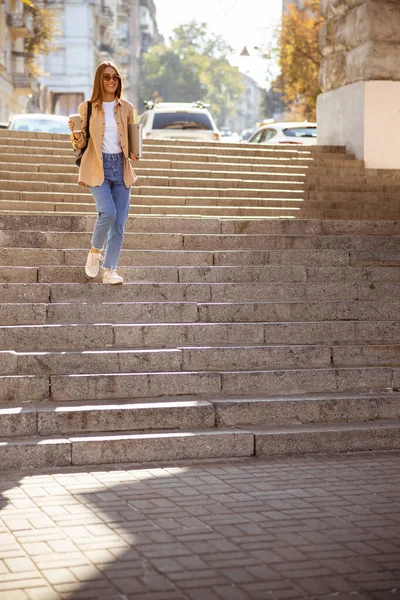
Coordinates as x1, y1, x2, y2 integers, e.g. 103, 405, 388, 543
1, 130, 400, 470
2, 129, 400, 219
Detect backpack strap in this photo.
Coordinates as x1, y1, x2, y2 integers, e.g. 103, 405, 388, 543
86, 101, 92, 141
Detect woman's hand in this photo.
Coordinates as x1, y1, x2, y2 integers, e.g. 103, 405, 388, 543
129, 152, 139, 161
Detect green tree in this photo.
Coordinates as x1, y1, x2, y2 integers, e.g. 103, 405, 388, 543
140, 21, 244, 126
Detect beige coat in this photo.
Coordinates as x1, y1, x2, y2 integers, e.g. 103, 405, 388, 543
71, 97, 137, 188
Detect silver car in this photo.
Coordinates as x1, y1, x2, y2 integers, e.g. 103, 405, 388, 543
9, 113, 70, 134
139, 102, 221, 142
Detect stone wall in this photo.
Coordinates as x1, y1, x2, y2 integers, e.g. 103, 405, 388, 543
319, 0, 400, 92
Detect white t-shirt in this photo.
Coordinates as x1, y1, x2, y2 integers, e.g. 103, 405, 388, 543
102, 100, 122, 154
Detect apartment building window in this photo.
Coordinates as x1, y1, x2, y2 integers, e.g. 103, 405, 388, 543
45, 49, 65, 76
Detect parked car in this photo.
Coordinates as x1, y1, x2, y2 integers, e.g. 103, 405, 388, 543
246, 121, 317, 146
240, 128, 254, 142
9, 113, 70, 134
138, 101, 221, 142
220, 128, 241, 143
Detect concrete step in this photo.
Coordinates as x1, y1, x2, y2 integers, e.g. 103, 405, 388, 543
1, 319, 400, 351
3, 229, 400, 251
5, 193, 400, 212
130, 195, 304, 207
0, 178, 308, 195
2, 264, 400, 285
2, 200, 399, 221
0, 247, 215, 267
0, 167, 313, 184
0, 397, 216, 437
0, 214, 223, 233
0, 363, 397, 403
0, 137, 347, 158
6, 168, 388, 188
0, 150, 363, 169
198, 299, 400, 323
3, 278, 400, 305
4, 342, 400, 377
3, 214, 400, 236
4, 298, 399, 326
0, 159, 368, 177
254, 419, 400, 456
2, 418, 400, 469
0, 130, 345, 153
0, 200, 314, 218
0, 428, 255, 469
0, 230, 186, 249
1, 347, 183, 375
0, 247, 354, 268
0, 156, 315, 177
20, 265, 312, 284
1, 343, 338, 375
142, 138, 347, 152
0, 322, 265, 351
1, 198, 396, 221
0, 301, 200, 325
3, 391, 400, 437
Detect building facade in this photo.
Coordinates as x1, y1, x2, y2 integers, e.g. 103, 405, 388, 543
225, 73, 262, 134
38, 0, 162, 115
0, 0, 38, 123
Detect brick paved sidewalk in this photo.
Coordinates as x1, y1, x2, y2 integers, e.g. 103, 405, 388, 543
1, 453, 400, 600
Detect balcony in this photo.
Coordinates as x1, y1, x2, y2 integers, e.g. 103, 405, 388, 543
0, 50, 6, 73
95, 41, 116, 60
98, 5, 114, 27
6, 13, 33, 38
139, 6, 154, 36
12, 73, 35, 95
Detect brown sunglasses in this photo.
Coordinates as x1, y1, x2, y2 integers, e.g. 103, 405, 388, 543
103, 74, 120, 82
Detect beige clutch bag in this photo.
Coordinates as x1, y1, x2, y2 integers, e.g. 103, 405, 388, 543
128, 123, 143, 159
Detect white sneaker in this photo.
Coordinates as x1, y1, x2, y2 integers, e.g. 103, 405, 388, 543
103, 269, 123, 285
85, 250, 102, 278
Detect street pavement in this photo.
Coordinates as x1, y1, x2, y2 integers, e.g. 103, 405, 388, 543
1, 452, 400, 600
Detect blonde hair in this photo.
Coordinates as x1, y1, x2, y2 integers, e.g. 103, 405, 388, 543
90, 61, 123, 104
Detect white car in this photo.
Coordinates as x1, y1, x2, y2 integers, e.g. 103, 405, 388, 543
9, 113, 70, 134
138, 101, 221, 142
247, 121, 317, 146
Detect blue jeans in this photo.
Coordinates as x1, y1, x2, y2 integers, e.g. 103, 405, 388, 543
89, 153, 130, 270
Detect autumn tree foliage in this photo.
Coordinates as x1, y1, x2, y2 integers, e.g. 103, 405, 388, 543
23, 1, 58, 76
275, 0, 323, 120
